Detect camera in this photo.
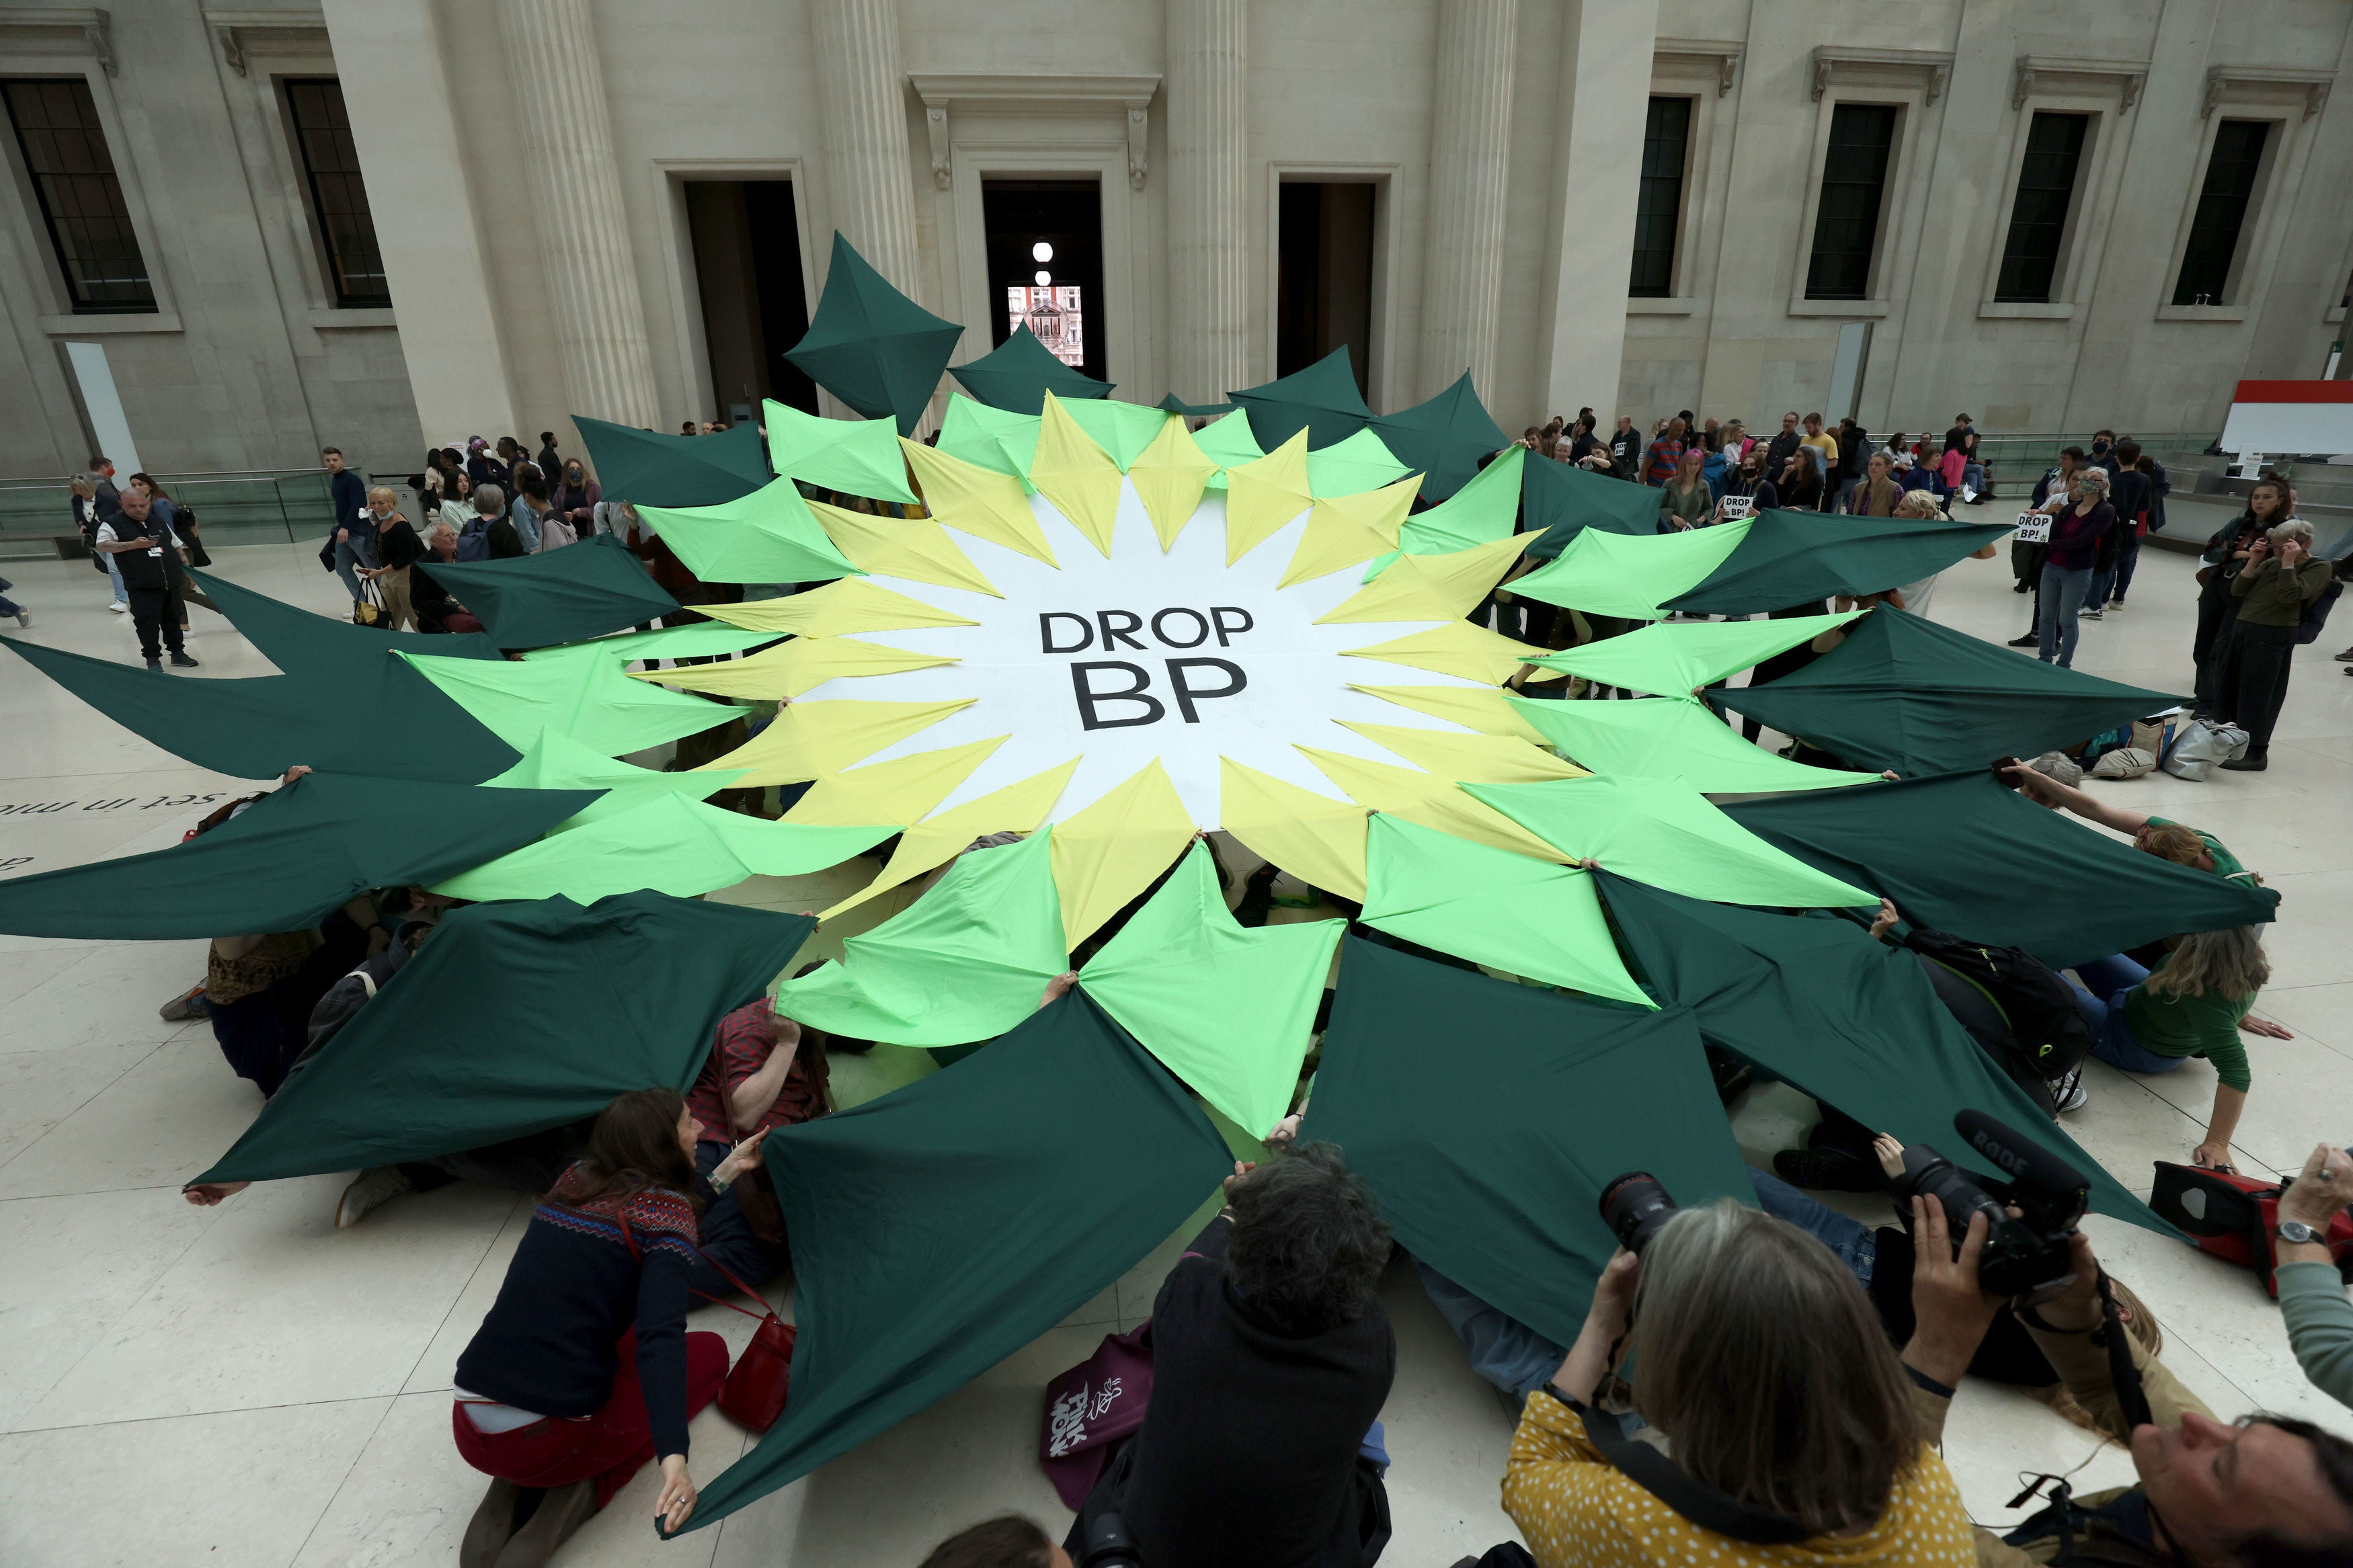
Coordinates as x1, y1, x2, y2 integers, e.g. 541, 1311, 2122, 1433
1895, 1110, 2090, 1296
1599, 1171, 1677, 1255
1077, 1512, 1142, 1568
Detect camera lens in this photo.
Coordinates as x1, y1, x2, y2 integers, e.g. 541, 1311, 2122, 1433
1599, 1171, 1677, 1256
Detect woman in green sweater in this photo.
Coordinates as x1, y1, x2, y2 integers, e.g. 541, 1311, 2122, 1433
2068, 927, 2272, 1171
2215, 518, 2334, 772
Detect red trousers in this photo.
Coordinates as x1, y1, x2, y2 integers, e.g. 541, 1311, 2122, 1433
452, 1331, 729, 1508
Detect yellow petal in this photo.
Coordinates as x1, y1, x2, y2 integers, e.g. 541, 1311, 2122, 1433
1296, 745, 1567, 862
901, 437, 1058, 565
1028, 392, 1123, 556
1340, 621, 1540, 684
1048, 760, 1199, 949
818, 758, 1079, 919
696, 698, 975, 785
1279, 475, 1420, 587
1215, 757, 1368, 902
1348, 684, 1554, 745
631, 636, 958, 700
781, 737, 1008, 827
1335, 722, 1586, 784
1222, 429, 1312, 563
1127, 415, 1219, 550
809, 500, 1002, 597
1314, 533, 1526, 623
696, 577, 979, 636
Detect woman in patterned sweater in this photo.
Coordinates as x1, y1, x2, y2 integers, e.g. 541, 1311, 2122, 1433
451, 1088, 769, 1567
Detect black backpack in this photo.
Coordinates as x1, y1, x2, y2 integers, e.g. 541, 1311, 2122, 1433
1901, 927, 2092, 1082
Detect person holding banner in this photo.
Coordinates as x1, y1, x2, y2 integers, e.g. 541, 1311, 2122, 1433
2036, 468, 2114, 669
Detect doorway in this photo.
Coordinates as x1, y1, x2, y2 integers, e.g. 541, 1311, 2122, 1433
982, 179, 1107, 384
684, 179, 817, 422
1276, 181, 1375, 399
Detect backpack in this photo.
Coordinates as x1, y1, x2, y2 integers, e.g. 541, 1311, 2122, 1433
1901, 927, 2092, 1081
2297, 578, 2343, 646
453, 526, 491, 563
2148, 1162, 2353, 1296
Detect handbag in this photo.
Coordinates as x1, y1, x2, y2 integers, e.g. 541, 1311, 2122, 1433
2148, 1161, 2353, 1296
351, 577, 387, 629
1039, 1321, 1154, 1510
618, 1214, 798, 1432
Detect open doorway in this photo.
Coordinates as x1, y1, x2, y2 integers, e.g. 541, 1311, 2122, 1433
1277, 181, 1375, 399
684, 179, 816, 424
982, 179, 1106, 384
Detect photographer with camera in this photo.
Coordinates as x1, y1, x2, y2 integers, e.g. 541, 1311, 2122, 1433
1501, 1188, 1977, 1567
1907, 1199, 2353, 1567
2268, 1143, 2353, 1413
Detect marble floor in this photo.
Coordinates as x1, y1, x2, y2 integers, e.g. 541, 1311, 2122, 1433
0, 532, 2347, 1567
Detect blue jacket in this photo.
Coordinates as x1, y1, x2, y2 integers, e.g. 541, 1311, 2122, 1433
329, 468, 367, 537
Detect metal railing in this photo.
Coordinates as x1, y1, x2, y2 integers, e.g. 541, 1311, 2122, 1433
1964, 432, 2217, 495
0, 467, 345, 556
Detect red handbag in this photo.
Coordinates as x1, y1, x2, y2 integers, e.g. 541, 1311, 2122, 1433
617, 1216, 798, 1432
2149, 1161, 2353, 1297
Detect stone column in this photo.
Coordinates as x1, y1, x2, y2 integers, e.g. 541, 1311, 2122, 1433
321, 0, 518, 444
1165, 0, 1249, 402
495, 0, 661, 428
1418, 0, 1517, 401
1536, 0, 1656, 417
810, 0, 923, 294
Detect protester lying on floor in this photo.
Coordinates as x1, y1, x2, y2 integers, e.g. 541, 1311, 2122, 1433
2066, 925, 2280, 1173
450, 1088, 772, 1563
1911, 1212, 2353, 1567
1068, 1137, 1396, 1568
2001, 763, 2265, 891
1500, 1193, 1976, 1568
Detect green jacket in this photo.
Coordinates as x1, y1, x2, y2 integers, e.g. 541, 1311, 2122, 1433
1916, 1310, 2213, 1566
2229, 556, 2331, 627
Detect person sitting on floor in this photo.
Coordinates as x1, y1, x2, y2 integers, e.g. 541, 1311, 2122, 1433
450, 1087, 770, 1565
1068, 1137, 1396, 1568
678, 994, 832, 1296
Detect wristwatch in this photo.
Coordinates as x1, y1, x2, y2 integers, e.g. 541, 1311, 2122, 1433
2278, 1219, 2321, 1245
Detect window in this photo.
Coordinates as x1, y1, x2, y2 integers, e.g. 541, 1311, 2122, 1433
1805, 104, 1897, 300
0, 77, 153, 313
1993, 112, 2088, 302
1629, 96, 1691, 298
284, 79, 390, 308
2172, 119, 2270, 306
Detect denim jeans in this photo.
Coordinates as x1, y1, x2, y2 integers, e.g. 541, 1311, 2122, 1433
1414, 1257, 1568, 1399
2037, 562, 2093, 665
332, 533, 377, 602
1963, 461, 1987, 495
101, 548, 128, 604
2065, 954, 2179, 1072
1746, 1167, 1876, 1285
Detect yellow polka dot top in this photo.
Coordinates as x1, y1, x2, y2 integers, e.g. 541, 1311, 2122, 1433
1502, 1391, 1977, 1568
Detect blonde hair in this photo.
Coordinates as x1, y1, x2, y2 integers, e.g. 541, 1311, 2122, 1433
367, 485, 397, 505
1629, 1200, 1921, 1534
1894, 490, 1945, 520
2146, 925, 2270, 1001
2139, 822, 2210, 868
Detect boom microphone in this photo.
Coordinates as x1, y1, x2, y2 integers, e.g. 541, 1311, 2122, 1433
1955, 1109, 2089, 1198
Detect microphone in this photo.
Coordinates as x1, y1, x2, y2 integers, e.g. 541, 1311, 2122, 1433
1955, 1109, 2088, 1196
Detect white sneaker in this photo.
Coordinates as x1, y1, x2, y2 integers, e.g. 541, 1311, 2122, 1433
335, 1165, 413, 1228
107, 601, 126, 613
2052, 1067, 2088, 1113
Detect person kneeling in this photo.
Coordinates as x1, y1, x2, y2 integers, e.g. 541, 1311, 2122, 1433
448, 1088, 766, 1567
1068, 1140, 1396, 1567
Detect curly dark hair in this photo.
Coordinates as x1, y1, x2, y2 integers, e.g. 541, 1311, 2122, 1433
1224, 1140, 1392, 1335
